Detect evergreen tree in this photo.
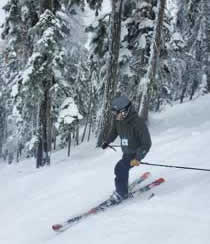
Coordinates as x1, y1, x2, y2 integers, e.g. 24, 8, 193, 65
138, 0, 167, 120
97, 0, 124, 146
0, 58, 6, 158
17, 7, 69, 167
168, 0, 207, 102
203, 0, 210, 92
1, 0, 39, 162
115, 0, 171, 115
1, 0, 90, 166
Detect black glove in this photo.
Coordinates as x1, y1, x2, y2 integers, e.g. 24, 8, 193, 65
101, 142, 109, 150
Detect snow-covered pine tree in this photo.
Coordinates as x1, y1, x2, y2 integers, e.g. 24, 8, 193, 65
54, 1, 97, 147
168, 0, 208, 102
137, 0, 166, 120
1, 0, 38, 75
15, 2, 69, 167
1, 0, 99, 165
0, 58, 7, 158
85, 12, 110, 136
0, 0, 39, 163
97, 0, 124, 146
116, 0, 170, 117
203, 0, 210, 92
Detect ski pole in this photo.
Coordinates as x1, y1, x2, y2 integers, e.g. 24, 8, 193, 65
109, 145, 210, 172
107, 145, 117, 151
109, 144, 121, 147
141, 161, 210, 172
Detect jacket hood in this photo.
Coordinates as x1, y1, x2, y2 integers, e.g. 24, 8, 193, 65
123, 105, 138, 123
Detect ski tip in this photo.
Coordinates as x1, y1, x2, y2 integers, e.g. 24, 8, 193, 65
142, 172, 151, 178
52, 224, 63, 232
149, 178, 165, 188
156, 178, 165, 184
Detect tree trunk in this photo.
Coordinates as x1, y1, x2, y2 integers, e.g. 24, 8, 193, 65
36, 1, 55, 168
138, 0, 166, 121
67, 131, 71, 157
87, 116, 92, 142
203, 0, 210, 92
76, 121, 79, 146
81, 97, 92, 143
97, 0, 124, 146
189, 79, 198, 100
36, 86, 51, 167
40, 0, 54, 14
36, 135, 43, 168
180, 84, 187, 103
0, 107, 6, 158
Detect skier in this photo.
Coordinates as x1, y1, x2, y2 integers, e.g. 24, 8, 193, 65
102, 95, 152, 203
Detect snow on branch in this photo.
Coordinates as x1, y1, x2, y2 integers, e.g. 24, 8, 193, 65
58, 97, 83, 125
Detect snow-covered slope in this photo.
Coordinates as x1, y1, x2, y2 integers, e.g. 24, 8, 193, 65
0, 95, 210, 244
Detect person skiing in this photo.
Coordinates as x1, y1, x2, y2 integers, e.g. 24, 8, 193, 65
102, 95, 152, 203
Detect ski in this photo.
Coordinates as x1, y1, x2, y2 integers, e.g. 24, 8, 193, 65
131, 177, 165, 195
52, 172, 150, 232
128, 171, 151, 192
52, 175, 164, 233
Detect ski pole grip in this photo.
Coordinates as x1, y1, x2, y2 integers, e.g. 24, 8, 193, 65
130, 159, 140, 167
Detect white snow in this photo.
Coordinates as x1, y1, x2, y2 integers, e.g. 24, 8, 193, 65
0, 0, 7, 34
0, 0, 7, 49
0, 94, 210, 243
171, 32, 184, 42
83, 0, 111, 49
138, 34, 147, 49
58, 97, 83, 125
139, 19, 154, 29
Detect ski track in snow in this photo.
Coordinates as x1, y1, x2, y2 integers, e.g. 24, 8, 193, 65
0, 95, 210, 244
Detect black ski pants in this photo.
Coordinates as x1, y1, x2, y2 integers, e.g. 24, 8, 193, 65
114, 154, 135, 197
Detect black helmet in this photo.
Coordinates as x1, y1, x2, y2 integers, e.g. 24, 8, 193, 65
111, 95, 131, 114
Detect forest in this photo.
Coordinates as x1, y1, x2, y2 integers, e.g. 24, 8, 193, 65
0, 0, 209, 168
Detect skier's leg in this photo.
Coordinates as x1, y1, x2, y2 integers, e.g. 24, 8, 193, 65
114, 154, 135, 198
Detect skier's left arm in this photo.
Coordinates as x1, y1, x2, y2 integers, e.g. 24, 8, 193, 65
135, 118, 152, 162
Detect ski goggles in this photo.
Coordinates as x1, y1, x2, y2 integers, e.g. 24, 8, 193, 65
111, 102, 131, 115
111, 109, 125, 115
111, 109, 129, 120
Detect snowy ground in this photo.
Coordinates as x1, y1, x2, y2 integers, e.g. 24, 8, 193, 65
0, 94, 210, 244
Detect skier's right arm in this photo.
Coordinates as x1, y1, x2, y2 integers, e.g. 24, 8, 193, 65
106, 121, 118, 144
102, 122, 118, 149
